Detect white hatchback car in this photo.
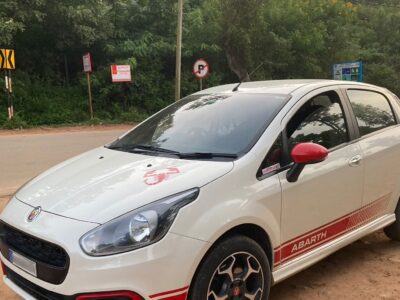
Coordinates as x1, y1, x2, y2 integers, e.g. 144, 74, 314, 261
1, 80, 400, 300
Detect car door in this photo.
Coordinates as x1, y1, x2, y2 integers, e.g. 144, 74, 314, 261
275, 88, 364, 267
345, 88, 400, 212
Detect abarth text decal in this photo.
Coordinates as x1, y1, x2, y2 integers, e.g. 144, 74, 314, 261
274, 193, 391, 267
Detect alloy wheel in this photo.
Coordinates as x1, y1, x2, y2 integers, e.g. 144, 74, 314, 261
207, 252, 264, 300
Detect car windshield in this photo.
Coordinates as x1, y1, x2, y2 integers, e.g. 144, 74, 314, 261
109, 93, 289, 159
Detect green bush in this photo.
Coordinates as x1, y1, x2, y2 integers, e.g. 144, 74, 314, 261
87, 117, 102, 126
0, 111, 7, 125
0, 71, 154, 129
120, 107, 148, 123
2, 115, 28, 129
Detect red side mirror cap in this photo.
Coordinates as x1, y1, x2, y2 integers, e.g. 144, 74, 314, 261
291, 143, 328, 165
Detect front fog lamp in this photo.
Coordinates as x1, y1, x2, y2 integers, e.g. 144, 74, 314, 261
80, 188, 199, 256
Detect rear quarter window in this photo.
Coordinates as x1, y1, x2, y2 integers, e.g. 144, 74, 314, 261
346, 90, 397, 137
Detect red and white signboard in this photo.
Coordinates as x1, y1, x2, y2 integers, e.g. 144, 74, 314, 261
82, 53, 92, 73
111, 65, 132, 83
193, 59, 210, 80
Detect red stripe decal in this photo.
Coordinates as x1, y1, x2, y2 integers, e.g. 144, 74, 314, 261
274, 194, 390, 267
76, 292, 142, 300
150, 287, 189, 299
158, 292, 188, 300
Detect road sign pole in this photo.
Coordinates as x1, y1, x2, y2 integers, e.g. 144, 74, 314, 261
4, 70, 11, 119
1, 49, 16, 119
86, 72, 94, 120
8, 70, 14, 118
82, 53, 94, 119
200, 79, 202, 91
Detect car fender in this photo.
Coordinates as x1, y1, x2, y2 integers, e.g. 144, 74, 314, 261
170, 169, 281, 283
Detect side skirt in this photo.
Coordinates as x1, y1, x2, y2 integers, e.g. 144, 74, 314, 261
272, 214, 395, 284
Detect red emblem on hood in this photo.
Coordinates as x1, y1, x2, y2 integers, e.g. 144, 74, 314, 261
144, 167, 180, 185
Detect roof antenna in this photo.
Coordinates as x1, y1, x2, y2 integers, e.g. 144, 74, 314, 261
232, 61, 267, 92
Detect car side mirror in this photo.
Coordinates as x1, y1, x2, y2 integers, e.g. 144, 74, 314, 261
286, 143, 328, 183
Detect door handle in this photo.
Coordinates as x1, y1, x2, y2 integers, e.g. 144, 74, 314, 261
349, 155, 362, 167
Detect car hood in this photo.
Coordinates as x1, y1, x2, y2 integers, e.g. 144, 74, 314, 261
16, 147, 234, 224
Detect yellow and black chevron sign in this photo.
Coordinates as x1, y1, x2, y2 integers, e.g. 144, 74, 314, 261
0, 49, 15, 70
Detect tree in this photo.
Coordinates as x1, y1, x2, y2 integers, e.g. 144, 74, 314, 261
3, 0, 400, 128
0, 0, 44, 46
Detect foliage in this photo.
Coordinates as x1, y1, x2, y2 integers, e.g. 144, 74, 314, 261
1, 0, 400, 128
1, 114, 28, 129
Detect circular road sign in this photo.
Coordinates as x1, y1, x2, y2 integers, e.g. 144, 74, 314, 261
193, 59, 210, 80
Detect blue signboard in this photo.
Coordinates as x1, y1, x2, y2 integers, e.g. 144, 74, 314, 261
333, 61, 363, 82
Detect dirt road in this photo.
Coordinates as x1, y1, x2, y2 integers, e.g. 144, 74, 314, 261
0, 125, 132, 196
0, 126, 399, 299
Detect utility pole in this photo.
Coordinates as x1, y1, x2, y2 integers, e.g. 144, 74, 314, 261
175, 0, 184, 101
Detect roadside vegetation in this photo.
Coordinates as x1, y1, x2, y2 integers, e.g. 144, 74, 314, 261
1, 0, 400, 128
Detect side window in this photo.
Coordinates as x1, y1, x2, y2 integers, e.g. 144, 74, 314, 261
286, 91, 349, 151
347, 90, 396, 136
258, 91, 349, 178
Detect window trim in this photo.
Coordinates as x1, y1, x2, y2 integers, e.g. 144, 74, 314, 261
387, 92, 400, 123
343, 88, 399, 140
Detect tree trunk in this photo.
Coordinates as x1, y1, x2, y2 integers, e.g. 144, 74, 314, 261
64, 54, 69, 85
224, 41, 250, 82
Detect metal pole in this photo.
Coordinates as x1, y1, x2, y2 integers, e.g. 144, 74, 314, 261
86, 72, 94, 119
175, 0, 184, 101
200, 79, 202, 91
8, 70, 14, 118
5, 70, 11, 119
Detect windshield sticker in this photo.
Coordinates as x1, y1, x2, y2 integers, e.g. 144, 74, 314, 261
262, 163, 280, 175
144, 167, 180, 185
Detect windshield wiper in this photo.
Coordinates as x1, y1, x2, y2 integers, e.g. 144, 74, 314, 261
107, 145, 237, 160
106, 144, 180, 155
177, 152, 238, 159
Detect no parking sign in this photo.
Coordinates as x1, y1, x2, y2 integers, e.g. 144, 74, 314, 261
193, 59, 210, 90
193, 59, 210, 79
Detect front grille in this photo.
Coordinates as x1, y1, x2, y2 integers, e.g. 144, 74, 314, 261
0, 222, 70, 284
1, 223, 67, 268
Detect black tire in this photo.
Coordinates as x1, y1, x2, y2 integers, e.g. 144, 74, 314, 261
189, 235, 271, 300
384, 201, 400, 241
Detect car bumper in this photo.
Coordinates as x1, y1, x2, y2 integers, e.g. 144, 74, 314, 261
0, 198, 208, 299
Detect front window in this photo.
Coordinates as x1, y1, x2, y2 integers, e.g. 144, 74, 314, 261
286, 91, 349, 151
258, 91, 349, 178
109, 93, 289, 159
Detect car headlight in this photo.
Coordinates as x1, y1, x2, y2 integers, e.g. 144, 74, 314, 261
80, 188, 199, 256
